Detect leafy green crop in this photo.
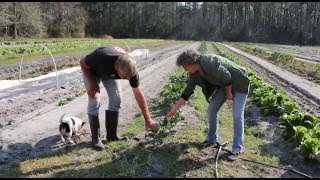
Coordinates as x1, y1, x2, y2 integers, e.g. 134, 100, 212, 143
148, 114, 185, 146
214, 42, 320, 162
299, 137, 320, 161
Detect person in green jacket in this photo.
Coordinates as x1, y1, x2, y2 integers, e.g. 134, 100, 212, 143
167, 49, 250, 161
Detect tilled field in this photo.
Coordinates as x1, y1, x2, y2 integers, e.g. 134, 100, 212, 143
218, 43, 320, 117
0, 41, 319, 178
0, 41, 199, 168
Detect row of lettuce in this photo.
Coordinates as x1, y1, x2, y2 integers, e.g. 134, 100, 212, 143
0, 39, 161, 56
213, 42, 320, 162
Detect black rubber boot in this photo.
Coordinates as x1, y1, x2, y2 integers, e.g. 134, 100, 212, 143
105, 110, 127, 142
88, 115, 105, 151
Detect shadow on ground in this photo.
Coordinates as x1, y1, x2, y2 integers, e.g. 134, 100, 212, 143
0, 134, 223, 178
244, 102, 320, 178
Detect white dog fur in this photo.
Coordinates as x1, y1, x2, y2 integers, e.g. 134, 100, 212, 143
59, 113, 85, 146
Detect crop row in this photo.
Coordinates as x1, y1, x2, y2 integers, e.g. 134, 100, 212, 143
232, 43, 320, 83
148, 72, 188, 146
0, 39, 162, 56
213, 42, 320, 162
148, 41, 214, 146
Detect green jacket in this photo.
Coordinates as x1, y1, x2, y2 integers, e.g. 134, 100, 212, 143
181, 54, 250, 102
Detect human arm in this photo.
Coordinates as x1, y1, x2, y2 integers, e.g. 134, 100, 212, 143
166, 97, 186, 118
166, 74, 196, 118
132, 86, 160, 132
225, 85, 233, 100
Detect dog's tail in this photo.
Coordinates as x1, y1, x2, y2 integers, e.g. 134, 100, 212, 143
60, 113, 66, 123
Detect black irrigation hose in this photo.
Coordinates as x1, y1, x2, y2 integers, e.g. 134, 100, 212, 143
214, 145, 222, 178
241, 158, 314, 178
214, 141, 229, 178
220, 147, 314, 178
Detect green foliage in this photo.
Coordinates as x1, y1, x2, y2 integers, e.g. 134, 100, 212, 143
299, 137, 320, 161
198, 41, 207, 54
58, 100, 67, 106
159, 73, 188, 106
0, 39, 161, 56
148, 41, 206, 146
58, 90, 86, 106
214, 42, 320, 162
148, 71, 188, 146
251, 83, 299, 116
280, 112, 319, 132
148, 114, 185, 146
269, 52, 295, 63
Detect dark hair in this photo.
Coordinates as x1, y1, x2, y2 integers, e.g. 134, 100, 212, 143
176, 49, 201, 66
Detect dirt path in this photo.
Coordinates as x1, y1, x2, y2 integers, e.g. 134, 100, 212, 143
237, 43, 320, 64
219, 43, 320, 116
249, 44, 320, 63
0, 42, 200, 168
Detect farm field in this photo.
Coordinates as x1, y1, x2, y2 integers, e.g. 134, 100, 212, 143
0, 39, 319, 178
227, 42, 320, 63
224, 42, 320, 85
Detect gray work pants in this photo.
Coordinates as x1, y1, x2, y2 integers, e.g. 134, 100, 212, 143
83, 74, 122, 116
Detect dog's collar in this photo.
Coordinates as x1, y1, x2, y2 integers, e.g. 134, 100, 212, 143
71, 118, 75, 125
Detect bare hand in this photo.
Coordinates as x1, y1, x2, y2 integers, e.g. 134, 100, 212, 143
145, 119, 160, 132
166, 109, 177, 118
89, 83, 100, 99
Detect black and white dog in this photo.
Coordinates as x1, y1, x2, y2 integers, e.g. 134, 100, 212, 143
59, 113, 85, 146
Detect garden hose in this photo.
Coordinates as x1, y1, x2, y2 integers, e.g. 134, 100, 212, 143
214, 141, 229, 178
219, 147, 314, 178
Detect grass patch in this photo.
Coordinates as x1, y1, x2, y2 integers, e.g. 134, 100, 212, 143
121, 116, 145, 138
0, 41, 298, 178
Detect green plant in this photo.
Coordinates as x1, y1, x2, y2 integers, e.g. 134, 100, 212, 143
148, 113, 185, 146
299, 137, 320, 161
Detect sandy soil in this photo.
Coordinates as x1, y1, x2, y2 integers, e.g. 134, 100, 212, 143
219, 43, 320, 116
0, 41, 319, 178
0, 42, 199, 168
246, 43, 320, 63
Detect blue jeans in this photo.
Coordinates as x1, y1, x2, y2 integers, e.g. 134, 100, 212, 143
206, 88, 248, 153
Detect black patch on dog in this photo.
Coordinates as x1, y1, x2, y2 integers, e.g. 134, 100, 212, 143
81, 122, 85, 126
59, 122, 70, 133
71, 118, 75, 125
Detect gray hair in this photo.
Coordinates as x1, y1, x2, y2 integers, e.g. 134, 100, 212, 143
116, 54, 137, 76
176, 49, 201, 66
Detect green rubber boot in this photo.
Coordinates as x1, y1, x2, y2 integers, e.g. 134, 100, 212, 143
105, 110, 127, 142
88, 115, 105, 151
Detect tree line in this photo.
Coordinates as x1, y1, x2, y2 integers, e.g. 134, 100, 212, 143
1, 2, 319, 45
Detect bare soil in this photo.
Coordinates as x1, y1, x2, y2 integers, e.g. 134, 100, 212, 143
0, 42, 199, 168
0, 41, 319, 178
